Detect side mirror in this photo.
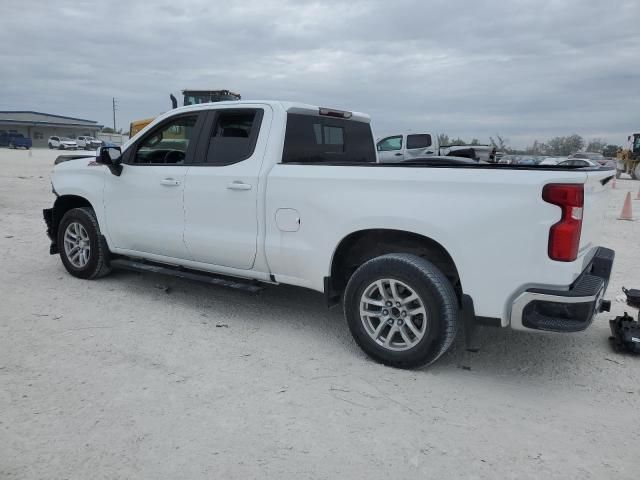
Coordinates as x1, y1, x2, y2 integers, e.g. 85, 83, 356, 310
98, 146, 123, 176
99, 145, 122, 165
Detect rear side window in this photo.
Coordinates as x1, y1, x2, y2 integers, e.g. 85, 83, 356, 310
282, 113, 375, 164
205, 109, 263, 165
406, 134, 431, 149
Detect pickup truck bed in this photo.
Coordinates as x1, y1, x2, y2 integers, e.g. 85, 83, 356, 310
43, 100, 615, 368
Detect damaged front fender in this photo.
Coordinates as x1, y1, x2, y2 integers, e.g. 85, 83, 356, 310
43, 208, 58, 254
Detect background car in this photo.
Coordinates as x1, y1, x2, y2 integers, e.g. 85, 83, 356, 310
76, 136, 103, 150
558, 158, 599, 167
48, 136, 78, 150
538, 156, 568, 165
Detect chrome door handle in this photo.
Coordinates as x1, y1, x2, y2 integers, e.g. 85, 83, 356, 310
227, 181, 252, 191
394, 153, 403, 156
160, 178, 181, 186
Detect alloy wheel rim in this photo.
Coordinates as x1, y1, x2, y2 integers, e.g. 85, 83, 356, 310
63, 222, 91, 268
359, 278, 428, 351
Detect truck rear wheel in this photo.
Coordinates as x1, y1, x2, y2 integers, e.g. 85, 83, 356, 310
57, 207, 112, 280
344, 253, 458, 369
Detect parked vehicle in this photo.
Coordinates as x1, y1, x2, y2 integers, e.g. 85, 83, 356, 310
558, 158, 599, 168
76, 136, 102, 150
376, 133, 496, 163
43, 101, 615, 369
616, 133, 640, 179
48, 136, 78, 150
538, 156, 568, 166
0, 131, 32, 149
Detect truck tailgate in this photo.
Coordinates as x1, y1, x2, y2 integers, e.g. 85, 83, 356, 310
580, 169, 614, 258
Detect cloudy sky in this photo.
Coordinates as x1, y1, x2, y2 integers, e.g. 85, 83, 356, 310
1, 0, 639, 148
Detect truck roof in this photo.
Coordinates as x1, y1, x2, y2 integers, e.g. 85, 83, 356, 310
167, 100, 371, 123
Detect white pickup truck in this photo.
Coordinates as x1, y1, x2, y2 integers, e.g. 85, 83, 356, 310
44, 101, 615, 368
376, 132, 496, 163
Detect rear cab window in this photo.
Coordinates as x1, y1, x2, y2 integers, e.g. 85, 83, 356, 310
282, 113, 376, 164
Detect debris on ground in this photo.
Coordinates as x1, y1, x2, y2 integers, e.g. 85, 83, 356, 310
609, 311, 640, 354
154, 284, 171, 294
215, 323, 229, 328
622, 287, 640, 308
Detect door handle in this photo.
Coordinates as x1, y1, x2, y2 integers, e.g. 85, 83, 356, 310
160, 178, 181, 186
394, 153, 403, 156
425, 151, 434, 154
227, 181, 252, 191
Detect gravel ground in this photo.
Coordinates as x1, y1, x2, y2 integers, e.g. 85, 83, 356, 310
1, 148, 638, 479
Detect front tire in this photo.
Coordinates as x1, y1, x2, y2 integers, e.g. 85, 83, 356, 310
57, 207, 112, 279
344, 253, 458, 369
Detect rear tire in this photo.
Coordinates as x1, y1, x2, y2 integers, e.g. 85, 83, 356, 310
57, 207, 112, 279
344, 253, 459, 369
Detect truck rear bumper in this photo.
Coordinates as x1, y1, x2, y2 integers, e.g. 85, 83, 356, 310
510, 247, 614, 332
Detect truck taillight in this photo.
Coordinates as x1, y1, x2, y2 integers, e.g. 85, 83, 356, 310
542, 184, 584, 262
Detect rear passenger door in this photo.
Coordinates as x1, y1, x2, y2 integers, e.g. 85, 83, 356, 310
183, 105, 271, 269
405, 134, 434, 160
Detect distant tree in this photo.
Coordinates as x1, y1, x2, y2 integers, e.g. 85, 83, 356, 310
437, 133, 450, 146
526, 139, 548, 155
545, 134, 584, 156
603, 144, 621, 157
489, 134, 509, 152
449, 137, 466, 145
101, 127, 115, 133
586, 138, 606, 153
470, 138, 480, 146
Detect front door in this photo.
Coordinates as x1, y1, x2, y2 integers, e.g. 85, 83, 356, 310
183, 106, 270, 269
103, 113, 203, 259
376, 135, 404, 162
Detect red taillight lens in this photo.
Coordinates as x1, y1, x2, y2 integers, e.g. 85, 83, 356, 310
542, 184, 584, 262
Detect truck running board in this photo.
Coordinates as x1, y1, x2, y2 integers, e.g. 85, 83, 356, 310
109, 259, 264, 293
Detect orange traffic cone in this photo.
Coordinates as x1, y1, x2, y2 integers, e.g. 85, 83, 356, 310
619, 192, 634, 220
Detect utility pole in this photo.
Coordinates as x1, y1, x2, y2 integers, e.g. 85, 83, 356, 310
112, 97, 118, 132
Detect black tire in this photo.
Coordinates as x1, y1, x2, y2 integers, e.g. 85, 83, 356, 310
57, 207, 112, 279
344, 253, 458, 369
48, 143, 53, 149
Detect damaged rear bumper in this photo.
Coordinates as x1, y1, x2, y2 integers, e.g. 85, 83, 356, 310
510, 247, 614, 332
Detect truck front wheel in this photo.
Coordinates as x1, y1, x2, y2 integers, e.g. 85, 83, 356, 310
57, 207, 112, 279
344, 253, 458, 369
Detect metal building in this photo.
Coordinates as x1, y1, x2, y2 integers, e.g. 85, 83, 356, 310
0, 111, 103, 148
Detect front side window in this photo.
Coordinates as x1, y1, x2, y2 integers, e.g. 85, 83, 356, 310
406, 134, 432, 149
282, 113, 375, 164
134, 115, 198, 164
204, 109, 262, 165
377, 136, 403, 152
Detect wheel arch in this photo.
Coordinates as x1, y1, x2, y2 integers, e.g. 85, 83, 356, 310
328, 229, 462, 305
49, 195, 96, 245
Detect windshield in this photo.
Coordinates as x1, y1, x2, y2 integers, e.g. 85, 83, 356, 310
61, 137, 73, 141
634, 135, 640, 150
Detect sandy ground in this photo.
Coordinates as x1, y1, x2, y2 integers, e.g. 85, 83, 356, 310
1, 148, 638, 480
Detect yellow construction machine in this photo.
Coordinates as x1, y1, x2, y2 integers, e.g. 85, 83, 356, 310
128, 89, 241, 137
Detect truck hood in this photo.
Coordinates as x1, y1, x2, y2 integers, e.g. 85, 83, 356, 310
55, 153, 97, 165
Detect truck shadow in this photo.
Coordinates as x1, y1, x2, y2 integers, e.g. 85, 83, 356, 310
106, 269, 611, 383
